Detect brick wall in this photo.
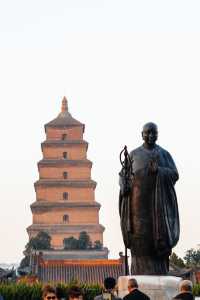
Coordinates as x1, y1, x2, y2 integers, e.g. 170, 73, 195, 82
39, 166, 91, 180
33, 208, 99, 225
46, 127, 83, 140
42, 145, 87, 160
36, 187, 95, 201
51, 232, 103, 249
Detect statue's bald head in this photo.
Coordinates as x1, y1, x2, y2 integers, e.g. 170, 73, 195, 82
142, 122, 158, 133
142, 122, 158, 147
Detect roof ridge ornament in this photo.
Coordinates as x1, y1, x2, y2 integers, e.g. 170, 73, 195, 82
61, 96, 68, 112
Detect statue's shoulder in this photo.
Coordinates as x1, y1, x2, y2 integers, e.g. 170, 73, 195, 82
156, 145, 171, 157
130, 145, 143, 157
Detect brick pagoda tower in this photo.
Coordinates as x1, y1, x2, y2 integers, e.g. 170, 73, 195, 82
27, 97, 108, 258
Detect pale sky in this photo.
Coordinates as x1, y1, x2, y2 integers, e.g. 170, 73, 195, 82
0, 0, 200, 263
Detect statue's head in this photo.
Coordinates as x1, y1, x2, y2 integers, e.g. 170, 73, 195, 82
142, 122, 158, 147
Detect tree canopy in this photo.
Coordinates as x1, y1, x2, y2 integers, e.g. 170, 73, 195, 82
25, 231, 51, 252
184, 248, 200, 267
170, 252, 185, 268
63, 232, 102, 250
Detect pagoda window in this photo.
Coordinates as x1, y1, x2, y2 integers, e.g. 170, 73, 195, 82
63, 214, 69, 223
63, 172, 68, 179
63, 152, 67, 159
63, 192, 68, 200
62, 134, 67, 140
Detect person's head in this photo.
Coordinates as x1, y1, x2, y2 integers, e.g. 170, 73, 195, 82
142, 122, 158, 147
127, 278, 138, 292
68, 286, 82, 300
56, 286, 64, 300
104, 277, 116, 291
42, 285, 58, 300
179, 280, 193, 293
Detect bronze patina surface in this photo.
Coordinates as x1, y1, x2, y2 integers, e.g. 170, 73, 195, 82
119, 122, 180, 275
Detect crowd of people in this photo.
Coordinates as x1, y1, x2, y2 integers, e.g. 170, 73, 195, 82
0, 277, 195, 300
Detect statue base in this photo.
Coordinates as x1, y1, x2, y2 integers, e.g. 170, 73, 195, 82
118, 275, 182, 300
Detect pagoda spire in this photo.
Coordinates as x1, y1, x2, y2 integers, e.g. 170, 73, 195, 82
61, 96, 68, 112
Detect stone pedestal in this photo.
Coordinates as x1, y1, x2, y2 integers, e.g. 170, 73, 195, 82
118, 276, 182, 300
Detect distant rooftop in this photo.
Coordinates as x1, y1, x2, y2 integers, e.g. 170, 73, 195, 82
45, 97, 84, 129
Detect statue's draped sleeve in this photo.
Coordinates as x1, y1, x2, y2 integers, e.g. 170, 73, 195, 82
153, 150, 180, 256
119, 146, 180, 254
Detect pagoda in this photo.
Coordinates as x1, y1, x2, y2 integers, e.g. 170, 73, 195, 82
27, 97, 108, 258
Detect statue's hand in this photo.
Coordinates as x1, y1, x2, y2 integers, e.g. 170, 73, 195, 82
148, 160, 158, 174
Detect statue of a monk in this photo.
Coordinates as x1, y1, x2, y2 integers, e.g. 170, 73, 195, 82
119, 122, 180, 275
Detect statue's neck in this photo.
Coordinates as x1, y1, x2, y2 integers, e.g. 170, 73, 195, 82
143, 143, 157, 150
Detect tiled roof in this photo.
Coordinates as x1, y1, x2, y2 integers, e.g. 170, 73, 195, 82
31, 201, 101, 213
34, 180, 97, 189
38, 259, 125, 284
27, 224, 105, 234
45, 97, 84, 129
38, 159, 92, 167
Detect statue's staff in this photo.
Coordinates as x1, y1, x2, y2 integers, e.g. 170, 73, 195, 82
119, 145, 134, 275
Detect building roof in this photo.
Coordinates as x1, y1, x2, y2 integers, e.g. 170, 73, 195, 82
45, 97, 84, 130
37, 258, 125, 284
31, 201, 101, 213
0, 267, 15, 279
34, 179, 97, 189
27, 224, 105, 234
169, 262, 193, 277
41, 140, 88, 148
38, 159, 92, 168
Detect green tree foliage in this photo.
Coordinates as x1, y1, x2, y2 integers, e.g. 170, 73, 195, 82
78, 231, 91, 249
19, 232, 51, 271
184, 248, 200, 267
63, 232, 94, 250
0, 282, 103, 300
170, 252, 185, 268
93, 240, 103, 250
63, 237, 79, 250
25, 231, 51, 252
19, 256, 30, 268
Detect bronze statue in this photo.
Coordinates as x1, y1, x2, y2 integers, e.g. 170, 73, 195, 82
119, 122, 180, 275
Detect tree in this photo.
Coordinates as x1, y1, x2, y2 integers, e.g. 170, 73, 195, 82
19, 255, 30, 268
184, 248, 200, 267
63, 237, 79, 249
93, 240, 103, 250
25, 231, 51, 252
78, 231, 91, 249
170, 252, 185, 268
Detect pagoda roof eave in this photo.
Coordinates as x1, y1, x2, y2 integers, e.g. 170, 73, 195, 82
38, 159, 92, 167
34, 180, 97, 189
27, 224, 105, 234
41, 140, 88, 148
31, 201, 101, 212
44, 118, 84, 130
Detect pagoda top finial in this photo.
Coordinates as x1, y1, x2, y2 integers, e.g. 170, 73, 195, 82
61, 96, 68, 112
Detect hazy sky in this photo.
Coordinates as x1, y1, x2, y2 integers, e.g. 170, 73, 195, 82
0, 0, 200, 263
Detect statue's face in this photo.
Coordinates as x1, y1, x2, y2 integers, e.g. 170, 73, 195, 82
142, 123, 158, 146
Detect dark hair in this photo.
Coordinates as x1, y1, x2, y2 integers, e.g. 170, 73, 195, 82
104, 277, 116, 290
68, 286, 82, 299
42, 285, 56, 298
56, 286, 64, 299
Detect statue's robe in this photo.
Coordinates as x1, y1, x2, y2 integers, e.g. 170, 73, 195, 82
119, 144, 180, 275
